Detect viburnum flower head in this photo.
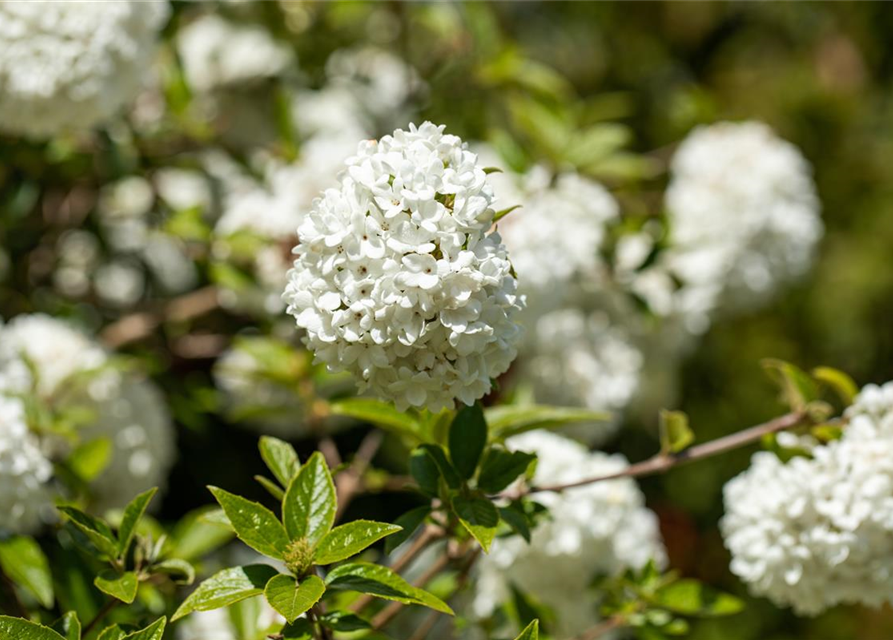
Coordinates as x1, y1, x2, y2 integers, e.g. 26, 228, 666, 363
284, 122, 524, 412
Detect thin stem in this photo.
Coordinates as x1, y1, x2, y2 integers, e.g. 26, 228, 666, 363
83, 598, 121, 635
506, 410, 808, 498
335, 430, 384, 520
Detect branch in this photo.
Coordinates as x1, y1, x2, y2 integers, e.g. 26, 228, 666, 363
506, 410, 808, 497
100, 285, 220, 349
335, 430, 384, 520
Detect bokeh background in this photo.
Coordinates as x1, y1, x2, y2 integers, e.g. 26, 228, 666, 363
3, 3, 893, 639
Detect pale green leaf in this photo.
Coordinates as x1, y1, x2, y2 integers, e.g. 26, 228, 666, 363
453, 496, 499, 553
485, 405, 611, 439
282, 452, 336, 546
58, 507, 118, 558
652, 579, 745, 617
150, 559, 195, 584
314, 520, 402, 565
49, 612, 79, 640
259, 436, 301, 487
328, 398, 422, 440
95, 571, 139, 604
659, 410, 693, 455
326, 562, 452, 615
263, 574, 325, 623
117, 487, 157, 557
172, 564, 280, 621
0, 616, 66, 640
514, 619, 539, 640
812, 366, 859, 405
0, 535, 54, 608
208, 487, 290, 559
120, 617, 166, 640
69, 437, 112, 482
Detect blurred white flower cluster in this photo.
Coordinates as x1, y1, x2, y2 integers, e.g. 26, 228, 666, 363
0, 314, 175, 531
722, 381, 893, 615
0, 0, 169, 137
473, 430, 665, 639
284, 122, 525, 412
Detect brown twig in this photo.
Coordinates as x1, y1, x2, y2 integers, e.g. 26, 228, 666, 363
504, 410, 808, 498
406, 545, 483, 640
100, 285, 220, 349
335, 430, 384, 520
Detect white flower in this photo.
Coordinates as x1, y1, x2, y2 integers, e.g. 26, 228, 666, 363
0, 314, 176, 515
658, 121, 822, 329
472, 430, 665, 639
0, 390, 55, 535
283, 122, 524, 412
94, 260, 145, 308
176, 14, 293, 93
0, 1, 169, 137
722, 381, 893, 615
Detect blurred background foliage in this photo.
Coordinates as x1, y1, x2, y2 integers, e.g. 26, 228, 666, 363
3, 3, 893, 638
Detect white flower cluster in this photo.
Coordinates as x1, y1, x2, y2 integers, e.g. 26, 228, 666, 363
473, 431, 665, 639
648, 121, 823, 333
0, 390, 55, 535
0, 0, 170, 137
0, 314, 175, 517
177, 14, 294, 93
284, 122, 524, 412
722, 381, 893, 615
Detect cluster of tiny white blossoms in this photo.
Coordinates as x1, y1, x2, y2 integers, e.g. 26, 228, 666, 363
0, 388, 55, 535
649, 121, 823, 332
284, 122, 524, 412
0, 315, 175, 516
0, 0, 170, 138
472, 430, 665, 639
722, 381, 893, 615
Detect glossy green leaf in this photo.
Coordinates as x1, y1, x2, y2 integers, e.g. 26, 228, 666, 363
652, 579, 745, 617
58, 507, 118, 558
417, 444, 461, 488
282, 452, 336, 546
172, 564, 280, 621
514, 619, 539, 640
117, 487, 157, 557
326, 562, 453, 614
259, 436, 301, 487
409, 448, 441, 497
208, 486, 290, 559
97, 626, 127, 640
120, 617, 166, 640
453, 496, 499, 552
328, 398, 422, 440
0, 617, 66, 640
485, 405, 611, 439
0, 535, 54, 608
812, 366, 859, 405
659, 410, 693, 455
95, 570, 138, 604
449, 403, 488, 480
49, 612, 79, 640
314, 520, 402, 565
264, 574, 325, 623
385, 506, 431, 554
477, 447, 536, 493
68, 437, 112, 482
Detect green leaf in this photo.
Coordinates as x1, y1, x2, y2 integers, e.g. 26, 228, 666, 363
478, 447, 536, 493
812, 366, 859, 405
172, 564, 280, 621
418, 444, 461, 489
498, 504, 532, 543
120, 617, 166, 640
453, 496, 499, 552
652, 579, 745, 617
0, 616, 66, 640
95, 570, 139, 604
208, 487, 290, 560
264, 574, 325, 623
326, 562, 453, 615
49, 613, 80, 640
150, 559, 195, 584
328, 398, 422, 440
68, 437, 112, 482
117, 487, 157, 557
409, 448, 441, 497
514, 619, 539, 640
259, 436, 301, 487
97, 626, 127, 640
314, 520, 402, 565
255, 475, 285, 501
762, 359, 818, 410
385, 506, 431, 554
319, 611, 371, 631
486, 405, 611, 439
659, 410, 693, 456
449, 403, 488, 480
0, 535, 54, 608
282, 620, 315, 639
282, 452, 336, 546
493, 204, 521, 223
58, 507, 119, 558
170, 507, 235, 562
